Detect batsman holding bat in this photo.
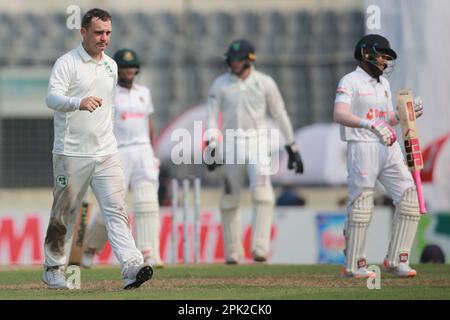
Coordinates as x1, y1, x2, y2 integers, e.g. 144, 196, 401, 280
333, 34, 424, 278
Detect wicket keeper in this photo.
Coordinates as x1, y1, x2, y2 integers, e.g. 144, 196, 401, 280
205, 39, 304, 264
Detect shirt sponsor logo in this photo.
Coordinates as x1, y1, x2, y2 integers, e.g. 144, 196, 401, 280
366, 108, 387, 120
121, 111, 145, 121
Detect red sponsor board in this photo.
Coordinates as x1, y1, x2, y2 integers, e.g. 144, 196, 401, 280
0, 210, 276, 265
0, 208, 392, 265
0, 215, 42, 264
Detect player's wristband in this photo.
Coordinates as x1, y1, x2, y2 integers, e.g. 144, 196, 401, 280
359, 119, 371, 130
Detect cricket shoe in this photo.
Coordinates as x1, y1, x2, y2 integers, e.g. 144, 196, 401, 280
42, 266, 69, 289
341, 266, 376, 279
252, 248, 267, 263
122, 262, 153, 289
383, 259, 417, 277
225, 253, 242, 265
252, 252, 267, 263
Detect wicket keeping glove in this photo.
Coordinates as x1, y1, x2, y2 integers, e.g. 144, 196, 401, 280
204, 140, 222, 172
285, 143, 304, 174
360, 119, 397, 146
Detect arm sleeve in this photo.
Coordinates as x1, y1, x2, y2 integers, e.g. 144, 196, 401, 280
334, 76, 354, 105
205, 79, 221, 142
265, 76, 295, 145
45, 58, 81, 112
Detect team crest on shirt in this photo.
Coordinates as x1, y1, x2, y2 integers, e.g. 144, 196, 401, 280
139, 96, 145, 103
103, 61, 115, 77
56, 175, 68, 188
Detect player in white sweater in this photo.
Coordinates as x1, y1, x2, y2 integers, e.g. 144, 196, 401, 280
43, 9, 152, 289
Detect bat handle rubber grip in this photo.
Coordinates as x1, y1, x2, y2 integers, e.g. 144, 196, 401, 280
412, 170, 427, 214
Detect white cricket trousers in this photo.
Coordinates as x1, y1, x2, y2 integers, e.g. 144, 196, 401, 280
347, 141, 415, 205
44, 153, 143, 268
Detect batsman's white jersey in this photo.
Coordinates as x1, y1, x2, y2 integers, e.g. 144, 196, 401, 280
114, 84, 159, 183
114, 84, 153, 148
335, 66, 394, 142
46, 44, 118, 156
115, 83, 161, 264
206, 67, 295, 145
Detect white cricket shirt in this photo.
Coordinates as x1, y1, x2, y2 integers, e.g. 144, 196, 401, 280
206, 68, 295, 144
334, 66, 394, 142
46, 44, 118, 156
114, 83, 154, 147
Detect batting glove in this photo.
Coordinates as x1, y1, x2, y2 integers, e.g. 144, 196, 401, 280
361, 119, 397, 146
413, 96, 424, 119
285, 143, 304, 174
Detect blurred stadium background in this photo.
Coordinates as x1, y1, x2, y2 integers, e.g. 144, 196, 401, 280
0, 0, 449, 266
0, 0, 364, 188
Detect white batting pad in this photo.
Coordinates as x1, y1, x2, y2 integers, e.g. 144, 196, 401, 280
133, 182, 161, 262
220, 194, 243, 262
386, 187, 421, 267
251, 186, 275, 258
344, 190, 374, 273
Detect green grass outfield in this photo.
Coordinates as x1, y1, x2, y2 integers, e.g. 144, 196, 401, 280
0, 264, 449, 300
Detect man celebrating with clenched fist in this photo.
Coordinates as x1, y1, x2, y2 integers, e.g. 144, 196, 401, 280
43, 8, 152, 290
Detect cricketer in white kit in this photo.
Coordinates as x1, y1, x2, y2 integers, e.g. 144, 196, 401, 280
81, 48, 163, 268
205, 39, 304, 264
43, 8, 152, 289
334, 34, 424, 278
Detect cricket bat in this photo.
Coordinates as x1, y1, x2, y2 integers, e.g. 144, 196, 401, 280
396, 89, 427, 214
68, 191, 92, 265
